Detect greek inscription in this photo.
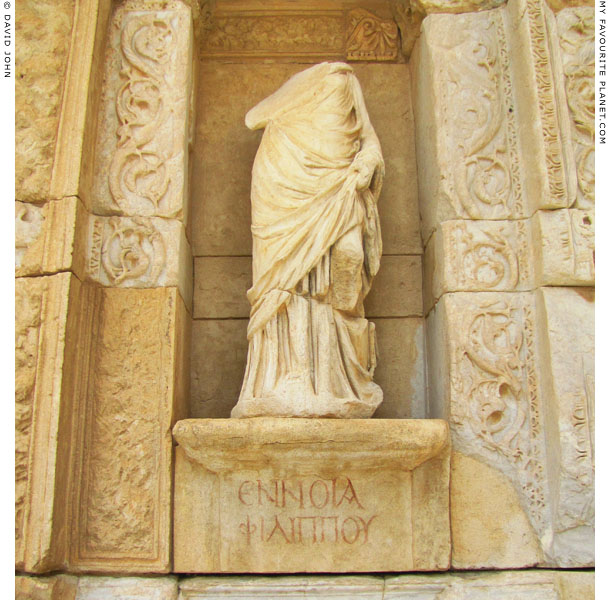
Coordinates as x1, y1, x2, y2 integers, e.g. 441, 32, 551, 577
235, 477, 375, 545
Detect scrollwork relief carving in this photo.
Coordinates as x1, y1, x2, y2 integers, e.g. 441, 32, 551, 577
346, 9, 399, 61
557, 8, 595, 207
109, 16, 175, 214
438, 12, 522, 218
89, 217, 167, 287
453, 223, 519, 290
450, 296, 549, 536
201, 15, 345, 57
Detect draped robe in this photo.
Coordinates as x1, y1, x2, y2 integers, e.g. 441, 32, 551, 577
231, 62, 384, 418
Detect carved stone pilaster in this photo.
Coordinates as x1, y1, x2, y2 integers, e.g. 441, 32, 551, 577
92, 2, 194, 219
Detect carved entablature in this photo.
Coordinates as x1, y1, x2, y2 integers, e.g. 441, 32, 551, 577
200, 5, 400, 62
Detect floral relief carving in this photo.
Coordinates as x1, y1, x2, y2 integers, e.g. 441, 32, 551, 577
451, 222, 519, 290
109, 16, 176, 214
557, 8, 595, 207
89, 217, 167, 287
346, 9, 399, 61
450, 296, 549, 538
201, 15, 345, 57
439, 13, 522, 219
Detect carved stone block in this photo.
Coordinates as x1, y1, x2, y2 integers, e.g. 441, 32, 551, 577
92, 3, 193, 219
556, 7, 595, 209
424, 220, 533, 314
536, 287, 594, 567
428, 289, 594, 567
15, 575, 78, 600
173, 419, 450, 573
15, 198, 89, 280
411, 8, 527, 240
505, 0, 576, 210
532, 209, 594, 286
16, 0, 75, 202
426, 291, 552, 567
87, 215, 193, 307
16, 273, 93, 572
69, 287, 189, 573
76, 576, 179, 599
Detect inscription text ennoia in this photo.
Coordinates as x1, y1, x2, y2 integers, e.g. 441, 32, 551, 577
236, 477, 377, 545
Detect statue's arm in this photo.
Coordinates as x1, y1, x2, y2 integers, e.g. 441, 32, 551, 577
350, 75, 385, 193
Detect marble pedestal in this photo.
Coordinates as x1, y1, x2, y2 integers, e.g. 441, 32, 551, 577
172, 418, 450, 573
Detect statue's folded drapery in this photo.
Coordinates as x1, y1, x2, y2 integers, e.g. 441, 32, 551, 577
232, 62, 385, 418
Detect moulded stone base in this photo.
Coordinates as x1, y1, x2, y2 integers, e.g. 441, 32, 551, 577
172, 418, 450, 573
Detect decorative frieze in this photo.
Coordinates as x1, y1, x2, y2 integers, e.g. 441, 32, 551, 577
200, 6, 398, 62
557, 7, 595, 208
92, 3, 193, 219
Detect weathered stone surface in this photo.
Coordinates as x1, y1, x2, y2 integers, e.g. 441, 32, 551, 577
16, 197, 89, 280
87, 215, 193, 308
426, 291, 552, 567
192, 63, 420, 256
536, 287, 594, 567
451, 452, 541, 568
427, 289, 594, 567
532, 209, 594, 286
49, 0, 113, 208
194, 257, 252, 319
16, 0, 75, 202
364, 256, 422, 317
556, 7, 595, 209
76, 576, 178, 599
412, 0, 507, 13
15, 575, 78, 600
69, 287, 189, 572
173, 418, 450, 573
179, 576, 384, 599
92, 3, 193, 219
371, 318, 425, 419
424, 220, 533, 313
16, 273, 93, 572
190, 319, 249, 419
177, 570, 594, 598
547, 0, 594, 11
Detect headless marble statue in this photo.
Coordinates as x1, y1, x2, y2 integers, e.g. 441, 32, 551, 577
231, 62, 384, 419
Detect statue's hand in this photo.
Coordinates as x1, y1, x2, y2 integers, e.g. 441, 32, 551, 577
351, 154, 377, 191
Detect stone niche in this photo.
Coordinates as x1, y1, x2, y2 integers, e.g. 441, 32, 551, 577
15, 0, 595, 586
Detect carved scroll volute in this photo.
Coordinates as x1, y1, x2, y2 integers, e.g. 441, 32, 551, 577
347, 9, 399, 61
